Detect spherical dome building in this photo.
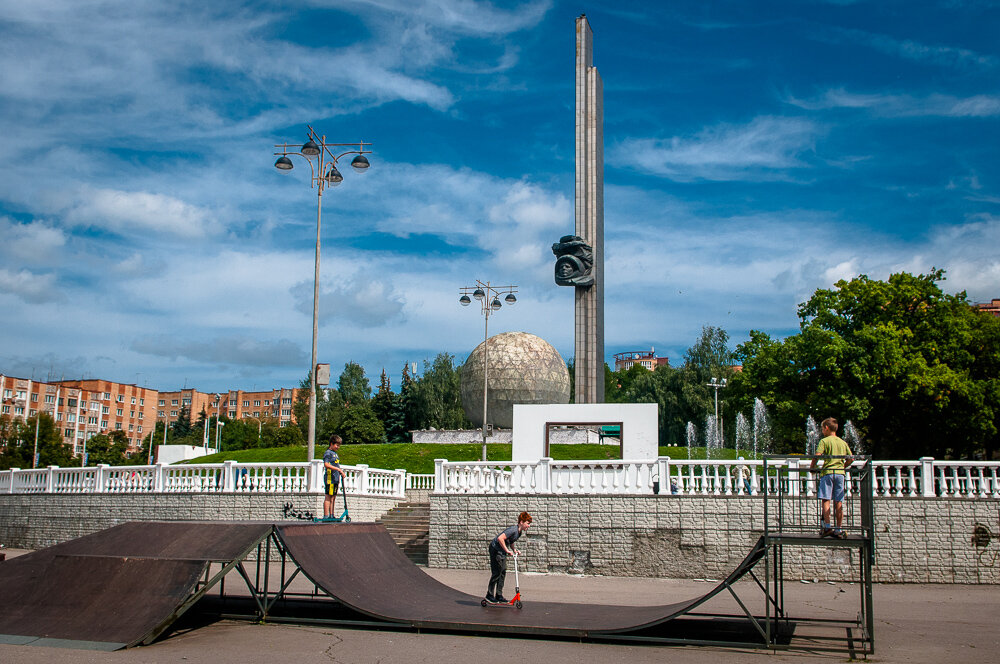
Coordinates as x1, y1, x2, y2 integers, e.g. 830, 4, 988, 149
460, 331, 571, 429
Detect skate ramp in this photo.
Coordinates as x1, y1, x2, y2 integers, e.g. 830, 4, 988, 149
277, 522, 767, 637
0, 521, 272, 649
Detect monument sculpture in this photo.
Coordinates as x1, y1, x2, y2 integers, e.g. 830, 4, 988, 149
553, 14, 604, 403
551, 235, 594, 287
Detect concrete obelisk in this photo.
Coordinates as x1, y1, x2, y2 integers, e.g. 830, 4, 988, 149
574, 14, 604, 403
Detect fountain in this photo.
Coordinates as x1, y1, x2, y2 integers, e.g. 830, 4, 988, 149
752, 398, 771, 456
686, 421, 697, 460
735, 413, 750, 457
704, 413, 719, 461
843, 420, 863, 455
805, 416, 821, 455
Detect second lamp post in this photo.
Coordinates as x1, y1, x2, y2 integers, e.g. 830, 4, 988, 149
274, 125, 372, 463
460, 280, 517, 461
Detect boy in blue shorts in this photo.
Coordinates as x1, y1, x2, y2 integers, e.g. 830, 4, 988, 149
323, 435, 346, 519
810, 417, 853, 539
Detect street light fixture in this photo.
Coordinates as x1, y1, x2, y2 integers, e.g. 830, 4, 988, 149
706, 377, 728, 455
459, 280, 518, 461
274, 125, 372, 463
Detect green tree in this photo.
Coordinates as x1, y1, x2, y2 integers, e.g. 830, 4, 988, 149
0, 414, 31, 469
338, 361, 372, 406
262, 423, 305, 448
172, 404, 192, 438
371, 369, 404, 443
399, 363, 418, 433
17, 413, 74, 467
84, 431, 130, 466
736, 269, 1000, 458
407, 354, 470, 430
339, 403, 385, 445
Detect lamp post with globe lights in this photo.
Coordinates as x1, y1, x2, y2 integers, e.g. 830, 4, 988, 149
274, 126, 372, 463
706, 377, 727, 457
459, 280, 518, 461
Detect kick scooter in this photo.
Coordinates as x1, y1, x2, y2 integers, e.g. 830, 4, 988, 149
482, 552, 523, 609
314, 480, 351, 523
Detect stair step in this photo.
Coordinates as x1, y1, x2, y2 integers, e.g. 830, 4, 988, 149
378, 502, 430, 566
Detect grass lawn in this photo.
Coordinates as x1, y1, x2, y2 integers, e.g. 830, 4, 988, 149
183, 443, 759, 474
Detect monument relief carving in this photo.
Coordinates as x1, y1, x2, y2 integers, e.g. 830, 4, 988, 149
551, 234, 594, 287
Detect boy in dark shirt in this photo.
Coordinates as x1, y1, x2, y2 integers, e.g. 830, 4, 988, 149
322, 435, 346, 519
486, 512, 532, 603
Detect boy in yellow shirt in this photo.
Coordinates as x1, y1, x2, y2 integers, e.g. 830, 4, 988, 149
810, 417, 853, 539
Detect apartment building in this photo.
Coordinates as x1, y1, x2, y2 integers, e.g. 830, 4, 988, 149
1, 375, 157, 455
975, 298, 1000, 317
613, 349, 670, 372
156, 387, 300, 428
55, 379, 159, 453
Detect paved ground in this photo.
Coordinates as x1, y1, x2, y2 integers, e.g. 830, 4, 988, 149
1, 548, 998, 663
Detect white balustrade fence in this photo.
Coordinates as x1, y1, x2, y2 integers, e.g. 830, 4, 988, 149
434, 457, 1000, 498
3, 457, 997, 499
1, 460, 405, 499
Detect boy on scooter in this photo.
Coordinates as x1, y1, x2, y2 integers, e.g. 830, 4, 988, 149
486, 512, 532, 604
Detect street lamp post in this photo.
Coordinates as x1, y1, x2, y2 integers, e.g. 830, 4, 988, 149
274, 126, 372, 463
215, 420, 225, 452
706, 377, 728, 455
245, 416, 264, 445
459, 280, 518, 461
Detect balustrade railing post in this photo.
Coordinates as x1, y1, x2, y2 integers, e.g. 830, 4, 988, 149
434, 459, 446, 494
539, 457, 552, 494
788, 459, 801, 497
46, 466, 57, 493
357, 464, 370, 496
920, 457, 936, 497
657, 456, 670, 495
153, 463, 165, 492
306, 459, 322, 493
7, 468, 18, 494
223, 460, 236, 492
396, 469, 407, 498
94, 464, 108, 493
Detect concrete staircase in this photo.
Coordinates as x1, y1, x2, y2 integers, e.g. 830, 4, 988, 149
376, 502, 429, 566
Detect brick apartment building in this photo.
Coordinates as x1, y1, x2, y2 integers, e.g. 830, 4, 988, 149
976, 298, 1000, 317
2, 374, 301, 459
157, 387, 300, 429
613, 349, 670, 372
1, 376, 158, 455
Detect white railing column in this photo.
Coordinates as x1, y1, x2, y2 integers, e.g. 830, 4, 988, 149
538, 457, 552, 493
920, 457, 936, 497
7, 469, 17, 493
94, 464, 109, 493
356, 464, 370, 495
788, 459, 801, 497
434, 459, 446, 494
223, 460, 237, 492
657, 456, 670, 495
153, 463, 165, 492
396, 469, 407, 497
308, 459, 324, 492
46, 466, 57, 493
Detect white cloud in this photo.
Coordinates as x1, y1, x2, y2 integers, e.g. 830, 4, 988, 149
614, 116, 823, 181
0, 217, 66, 260
834, 27, 999, 71
64, 187, 221, 238
292, 277, 407, 327
0, 268, 64, 304
788, 89, 1000, 118
328, 0, 552, 36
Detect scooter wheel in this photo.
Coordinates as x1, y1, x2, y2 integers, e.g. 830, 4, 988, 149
481, 599, 488, 607
345, 516, 351, 523
515, 600, 522, 609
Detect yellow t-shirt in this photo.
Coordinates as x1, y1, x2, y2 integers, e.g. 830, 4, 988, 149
816, 435, 852, 475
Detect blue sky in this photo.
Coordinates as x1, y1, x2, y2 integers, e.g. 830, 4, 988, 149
1, 0, 997, 393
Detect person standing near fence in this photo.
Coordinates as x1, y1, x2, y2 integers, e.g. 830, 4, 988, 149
810, 417, 853, 539
323, 435, 346, 519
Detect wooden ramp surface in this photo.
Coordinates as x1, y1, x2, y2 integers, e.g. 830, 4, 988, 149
277, 522, 767, 637
0, 521, 272, 650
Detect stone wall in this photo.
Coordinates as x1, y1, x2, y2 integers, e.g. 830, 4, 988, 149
0, 493, 400, 550
429, 494, 1000, 584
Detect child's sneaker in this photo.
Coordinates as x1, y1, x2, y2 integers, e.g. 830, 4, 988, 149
833, 530, 848, 540
820, 527, 835, 538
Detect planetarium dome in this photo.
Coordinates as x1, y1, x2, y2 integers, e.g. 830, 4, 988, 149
460, 331, 571, 429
